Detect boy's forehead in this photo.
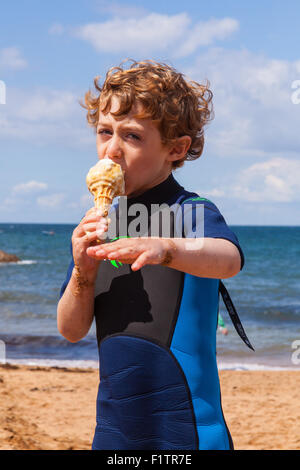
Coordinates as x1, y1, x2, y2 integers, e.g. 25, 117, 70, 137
100, 94, 140, 114
98, 97, 151, 127
98, 110, 143, 128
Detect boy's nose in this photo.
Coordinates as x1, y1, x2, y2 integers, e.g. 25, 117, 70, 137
106, 135, 123, 159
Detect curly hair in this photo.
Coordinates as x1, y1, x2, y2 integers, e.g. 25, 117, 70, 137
81, 59, 213, 169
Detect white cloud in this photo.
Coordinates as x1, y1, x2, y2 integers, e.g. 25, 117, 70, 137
37, 193, 65, 208
16, 90, 77, 122
201, 157, 300, 203
0, 87, 94, 147
186, 47, 300, 160
175, 17, 239, 58
2, 183, 72, 214
74, 13, 189, 55
12, 180, 48, 194
236, 158, 300, 202
0, 47, 28, 70
73, 13, 237, 57
201, 188, 225, 198
1, 181, 48, 211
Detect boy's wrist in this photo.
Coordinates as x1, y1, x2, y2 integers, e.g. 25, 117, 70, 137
71, 265, 96, 296
161, 239, 177, 266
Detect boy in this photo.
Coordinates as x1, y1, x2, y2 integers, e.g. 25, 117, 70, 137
57, 60, 244, 450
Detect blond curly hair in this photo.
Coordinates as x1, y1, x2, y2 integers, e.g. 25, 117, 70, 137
81, 59, 213, 169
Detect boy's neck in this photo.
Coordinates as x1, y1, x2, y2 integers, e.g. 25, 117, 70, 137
126, 173, 183, 207
127, 172, 171, 199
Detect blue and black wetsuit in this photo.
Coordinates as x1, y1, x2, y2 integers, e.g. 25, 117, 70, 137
60, 174, 248, 450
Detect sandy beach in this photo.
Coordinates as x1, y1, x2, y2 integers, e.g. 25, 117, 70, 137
0, 363, 299, 450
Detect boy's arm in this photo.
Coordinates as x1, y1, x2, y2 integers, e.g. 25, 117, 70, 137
57, 268, 96, 343
160, 237, 242, 279
86, 236, 242, 279
57, 207, 107, 343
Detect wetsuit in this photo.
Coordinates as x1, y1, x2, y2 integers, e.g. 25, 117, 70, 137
60, 174, 248, 450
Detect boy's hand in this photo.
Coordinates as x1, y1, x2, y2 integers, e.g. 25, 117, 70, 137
86, 237, 175, 271
71, 207, 109, 282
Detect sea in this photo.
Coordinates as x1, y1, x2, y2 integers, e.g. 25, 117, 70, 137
0, 223, 299, 371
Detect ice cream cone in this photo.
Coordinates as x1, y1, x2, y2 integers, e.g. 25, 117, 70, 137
86, 159, 125, 217
94, 186, 114, 216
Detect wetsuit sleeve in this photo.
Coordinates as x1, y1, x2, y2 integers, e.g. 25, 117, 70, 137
59, 242, 74, 298
180, 197, 245, 271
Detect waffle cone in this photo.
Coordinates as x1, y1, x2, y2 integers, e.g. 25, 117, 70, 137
86, 159, 125, 216
94, 186, 114, 216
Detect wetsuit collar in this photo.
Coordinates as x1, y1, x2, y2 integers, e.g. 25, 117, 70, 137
126, 173, 183, 207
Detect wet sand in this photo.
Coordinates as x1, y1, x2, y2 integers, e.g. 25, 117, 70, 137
0, 364, 299, 450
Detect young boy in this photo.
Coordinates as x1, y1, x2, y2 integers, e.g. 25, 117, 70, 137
57, 60, 244, 450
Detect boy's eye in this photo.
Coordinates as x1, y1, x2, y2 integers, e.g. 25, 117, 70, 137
127, 133, 140, 141
97, 129, 141, 141
97, 129, 111, 135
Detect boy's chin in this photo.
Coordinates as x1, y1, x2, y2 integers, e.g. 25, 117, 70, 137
124, 182, 140, 198
126, 187, 144, 198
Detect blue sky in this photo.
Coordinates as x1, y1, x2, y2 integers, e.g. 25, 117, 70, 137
1, 0, 300, 224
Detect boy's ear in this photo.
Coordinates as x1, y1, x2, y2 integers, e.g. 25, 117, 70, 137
166, 136, 192, 162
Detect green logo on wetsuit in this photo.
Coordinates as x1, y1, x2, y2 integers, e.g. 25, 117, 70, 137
108, 235, 130, 268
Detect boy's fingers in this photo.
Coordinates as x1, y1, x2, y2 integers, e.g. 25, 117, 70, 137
87, 248, 107, 259
86, 207, 106, 217
87, 237, 138, 256
109, 245, 136, 256
106, 238, 138, 252
82, 206, 109, 222
80, 223, 97, 233
81, 214, 107, 226
85, 230, 105, 243
78, 217, 108, 233
86, 207, 96, 215
131, 252, 149, 271
76, 224, 97, 238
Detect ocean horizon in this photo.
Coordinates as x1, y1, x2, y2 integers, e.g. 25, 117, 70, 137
1, 223, 300, 371
2, 222, 300, 226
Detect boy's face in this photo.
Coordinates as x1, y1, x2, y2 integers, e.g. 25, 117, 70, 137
96, 97, 174, 198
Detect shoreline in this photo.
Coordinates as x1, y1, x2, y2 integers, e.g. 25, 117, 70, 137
2, 356, 299, 372
0, 363, 299, 450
